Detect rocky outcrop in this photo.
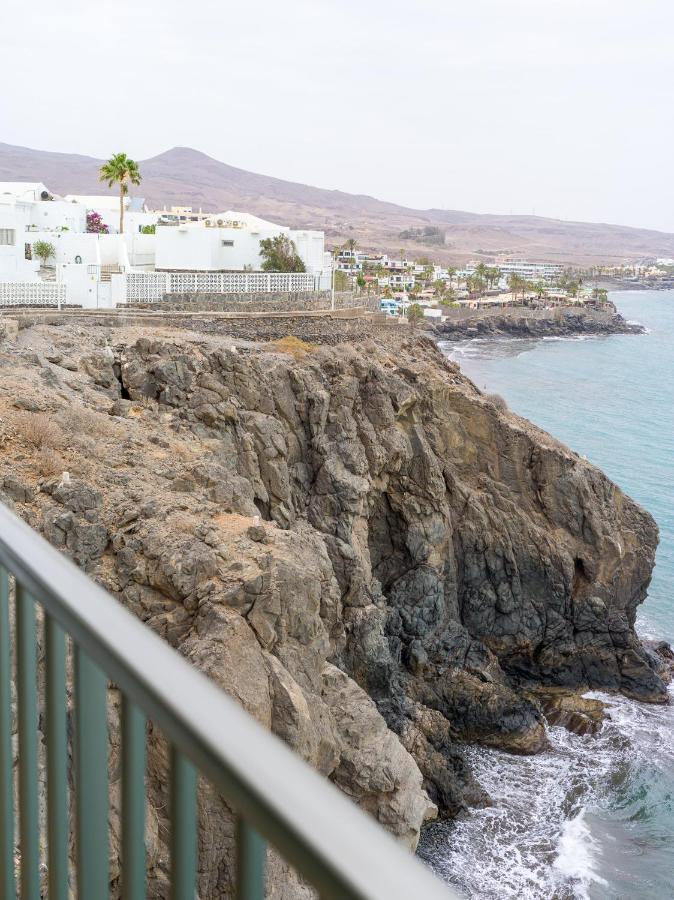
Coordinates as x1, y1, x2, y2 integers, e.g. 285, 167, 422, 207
0, 319, 667, 897
434, 303, 643, 341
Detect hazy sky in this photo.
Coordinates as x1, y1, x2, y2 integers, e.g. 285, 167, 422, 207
3, 0, 674, 231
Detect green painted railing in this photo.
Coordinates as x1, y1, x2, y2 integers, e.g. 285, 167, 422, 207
0, 502, 456, 899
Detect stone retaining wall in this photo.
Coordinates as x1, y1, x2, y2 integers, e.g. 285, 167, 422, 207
122, 290, 379, 314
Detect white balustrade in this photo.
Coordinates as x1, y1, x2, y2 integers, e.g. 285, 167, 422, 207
122, 271, 315, 302
0, 282, 67, 307
124, 272, 170, 302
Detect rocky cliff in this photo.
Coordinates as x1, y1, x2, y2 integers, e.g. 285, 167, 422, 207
0, 316, 667, 897
434, 302, 643, 342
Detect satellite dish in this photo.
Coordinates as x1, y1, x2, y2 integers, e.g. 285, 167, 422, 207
217, 219, 224, 226
40, 190, 50, 201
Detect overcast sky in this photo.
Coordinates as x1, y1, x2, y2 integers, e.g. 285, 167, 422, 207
3, 0, 674, 231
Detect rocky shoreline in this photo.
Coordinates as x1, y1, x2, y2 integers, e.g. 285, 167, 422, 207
434, 302, 644, 342
0, 314, 669, 897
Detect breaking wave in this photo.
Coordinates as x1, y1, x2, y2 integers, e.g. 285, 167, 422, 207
418, 684, 674, 899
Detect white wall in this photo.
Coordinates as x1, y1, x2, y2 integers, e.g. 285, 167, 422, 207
57, 265, 98, 307
126, 232, 156, 268
58, 265, 117, 308
25, 232, 100, 266
98, 233, 130, 268
155, 225, 221, 270
24, 232, 133, 269
27, 200, 87, 233
289, 230, 326, 276
155, 223, 284, 271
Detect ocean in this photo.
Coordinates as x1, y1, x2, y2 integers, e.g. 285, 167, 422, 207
420, 292, 674, 899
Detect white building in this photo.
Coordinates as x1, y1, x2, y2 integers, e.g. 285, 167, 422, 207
496, 258, 565, 282
0, 200, 39, 280
154, 211, 330, 288
389, 272, 415, 289
0, 182, 331, 305
382, 257, 409, 271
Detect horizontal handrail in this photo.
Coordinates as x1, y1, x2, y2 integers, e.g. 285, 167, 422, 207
0, 502, 456, 900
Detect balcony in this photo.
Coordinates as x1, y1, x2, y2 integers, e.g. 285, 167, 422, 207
0, 501, 456, 899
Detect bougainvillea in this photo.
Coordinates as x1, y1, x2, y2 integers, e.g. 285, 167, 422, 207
86, 211, 109, 234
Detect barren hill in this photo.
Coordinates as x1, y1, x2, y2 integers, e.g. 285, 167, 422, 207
2, 141, 673, 265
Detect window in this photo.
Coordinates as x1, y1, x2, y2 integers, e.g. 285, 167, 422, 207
0, 229, 15, 246
222, 240, 234, 247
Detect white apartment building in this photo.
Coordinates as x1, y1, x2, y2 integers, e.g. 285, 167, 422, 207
496, 258, 565, 282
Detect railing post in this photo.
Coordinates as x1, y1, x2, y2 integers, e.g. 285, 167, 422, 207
0, 567, 16, 900
122, 696, 146, 900
15, 584, 39, 900
45, 614, 69, 900
170, 746, 197, 900
74, 646, 109, 899
237, 818, 266, 900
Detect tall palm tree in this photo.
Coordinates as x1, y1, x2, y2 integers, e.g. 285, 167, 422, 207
99, 153, 142, 234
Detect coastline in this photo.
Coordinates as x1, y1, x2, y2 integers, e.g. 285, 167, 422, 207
1, 302, 671, 897
433, 301, 642, 343
430, 290, 674, 899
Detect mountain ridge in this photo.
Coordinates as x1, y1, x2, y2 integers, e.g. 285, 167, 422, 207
1, 141, 673, 264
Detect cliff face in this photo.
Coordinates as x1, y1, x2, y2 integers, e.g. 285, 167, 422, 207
0, 319, 667, 897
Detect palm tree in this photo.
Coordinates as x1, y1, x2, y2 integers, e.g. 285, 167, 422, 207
475, 262, 488, 285
99, 153, 142, 234
507, 273, 524, 301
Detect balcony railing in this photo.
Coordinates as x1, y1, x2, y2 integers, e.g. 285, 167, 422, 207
0, 502, 456, 899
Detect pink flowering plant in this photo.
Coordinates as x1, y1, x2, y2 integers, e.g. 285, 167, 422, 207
86, 211, 109, 234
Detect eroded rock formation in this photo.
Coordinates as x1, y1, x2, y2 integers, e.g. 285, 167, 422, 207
0, 317, 667, 896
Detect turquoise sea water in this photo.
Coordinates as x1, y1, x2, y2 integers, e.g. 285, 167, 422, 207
423, 292, 674, 899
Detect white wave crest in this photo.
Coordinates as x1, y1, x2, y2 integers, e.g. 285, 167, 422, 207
553, 810, 607, 899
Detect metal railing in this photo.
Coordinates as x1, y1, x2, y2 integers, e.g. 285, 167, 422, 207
0, 502, 456, 900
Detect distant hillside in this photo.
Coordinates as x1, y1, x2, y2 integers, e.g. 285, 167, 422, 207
2, 141, 673, 265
